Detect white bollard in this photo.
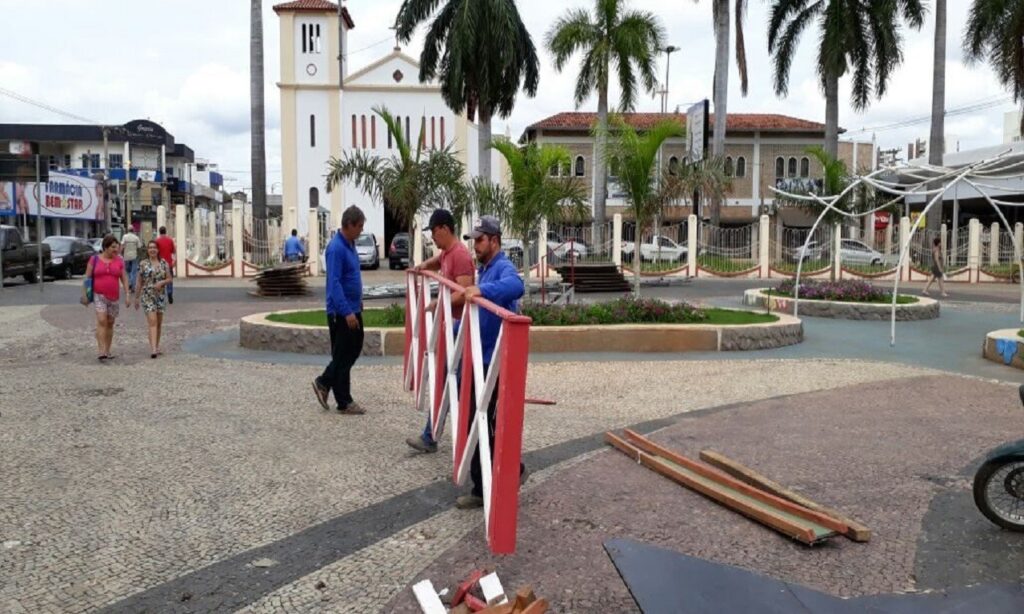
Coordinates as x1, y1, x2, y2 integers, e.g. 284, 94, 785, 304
174, 204, 187, 277
687, 214, 698, 278
900, 218, 911, 281
308, 210, 320, 276
232, 207, 243, 278
759, 214, 770, 279
612, 213, 623, 267
833, 223, 843, 280
968, 218, 981, 282
156, 205, 167, 233
207, 210, 217, 262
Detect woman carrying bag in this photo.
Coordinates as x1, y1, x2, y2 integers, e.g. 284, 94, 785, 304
133, 240, 172, 358
83, 235, 130, 360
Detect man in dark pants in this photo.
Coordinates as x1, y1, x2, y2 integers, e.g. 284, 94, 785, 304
312, 206, 366, 414
454, 216, 526, 509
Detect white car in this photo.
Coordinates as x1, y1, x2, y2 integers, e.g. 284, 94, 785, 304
621, 236, 688, 262
546, 231, 588, 259
793, 239, 890, 266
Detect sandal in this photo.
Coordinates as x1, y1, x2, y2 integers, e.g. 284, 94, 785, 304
151, 353, 158, 359
98, 354, 108, 361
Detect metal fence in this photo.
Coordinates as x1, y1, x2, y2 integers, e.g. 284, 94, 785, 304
843, 224, 900, 275
770, 225, 832, 274
983, 225, 1021, 277
548, 222, 614, 265
698, 221, 756, 274
621, 220, 689, 272
244, 215, 281, 268
949, 226, 970, 270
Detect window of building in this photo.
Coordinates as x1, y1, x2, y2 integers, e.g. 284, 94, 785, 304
440, 117, 446, 145
574, 155, 585, 177
405, 117, 411, 143
431, 116, 436, 149
387, 124, 393, 149
314, 24, 321, 53
788, 157, 797, 178
309, 187, 319, 209
165, 167, 174, 177
669, 156, 679, 176
109, 153, 123, 168
361, 115, 367, 149
420, 116, 427, 148
560, 160, 571, 176
735, 156, 746, 178
775, 157, 784, 178
371, 116, 376, 149
310, 115, 316, 148
302, 23, 320, 54
549, 163, 559, 177
63, 154, 71, 168
351, 115, 357, 147
800, 157, 810, 178
724, 156, 734, 177
90, 153, 101, 169
302, 24, 307, 53
47, 155, 57, 169
609, 156, 620, 178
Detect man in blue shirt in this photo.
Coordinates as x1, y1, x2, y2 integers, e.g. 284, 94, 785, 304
312, 206, 366, 414
453, 215, 526, 509
284, 229, 306, 262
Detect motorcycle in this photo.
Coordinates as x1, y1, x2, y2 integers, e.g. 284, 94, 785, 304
973, 384, 1024, 531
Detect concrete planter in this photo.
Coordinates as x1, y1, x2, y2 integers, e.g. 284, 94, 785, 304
742, 288, 939, 321
983, 329, 1024, 370
239, 310, 803, 356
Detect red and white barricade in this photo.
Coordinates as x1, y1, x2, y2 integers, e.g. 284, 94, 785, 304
403, 270, 531, 554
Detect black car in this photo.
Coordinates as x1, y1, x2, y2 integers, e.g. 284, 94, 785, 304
389, 232, 410, 270
43, 236, 94, 279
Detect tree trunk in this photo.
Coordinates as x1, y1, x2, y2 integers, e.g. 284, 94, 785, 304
710, 0, 730, 226
927, 0, 946, 234
523, 235, 532, 302
250, 0, 267, 220
594, 86, 609, 250
478, 107, 493, 183
824, 73, 839, 159
634, 224, 642, 296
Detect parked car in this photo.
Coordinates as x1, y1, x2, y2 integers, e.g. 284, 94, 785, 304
621, 236, 688, 262
792, 240, 830, 263
389, 232, 410, 270
546, 231, 588, 260
838, 238, 888, 266
1, 225, 52, 283
43, 236, 94, 279
355, 233, 380, 270
88, 237, 104, 253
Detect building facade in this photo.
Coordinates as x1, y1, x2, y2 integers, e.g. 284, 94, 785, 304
522, 112, 874, 226
274, 0, 502, 252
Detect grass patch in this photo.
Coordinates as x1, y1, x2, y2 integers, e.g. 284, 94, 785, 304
982, 264, 1019, 278
265, 298, 778, 329
772, 259, 830, 274
697, 255, 756, 273
267, 304, 405, 328
622, 259, 688, 273
844, 262, 898, 275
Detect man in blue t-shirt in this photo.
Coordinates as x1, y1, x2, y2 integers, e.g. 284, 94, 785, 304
453, 215, 526, 509
284, 229, 306, 262
312, 206, 365, 414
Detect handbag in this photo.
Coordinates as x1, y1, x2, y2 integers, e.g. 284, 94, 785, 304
80, 255, 97, 305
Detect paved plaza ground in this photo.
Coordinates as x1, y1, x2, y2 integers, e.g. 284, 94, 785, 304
1, 273, 1023, 613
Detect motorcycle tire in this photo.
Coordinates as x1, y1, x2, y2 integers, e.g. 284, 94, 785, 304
973, 456, 1024, 531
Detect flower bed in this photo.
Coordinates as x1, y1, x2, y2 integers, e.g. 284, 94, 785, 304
743, 284, 938, 321
770, 279, 917, 304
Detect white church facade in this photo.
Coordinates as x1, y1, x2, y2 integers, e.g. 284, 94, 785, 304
273, 0, 502, 255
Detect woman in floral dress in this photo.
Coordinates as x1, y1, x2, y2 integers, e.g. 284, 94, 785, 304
133, 240, 171, 358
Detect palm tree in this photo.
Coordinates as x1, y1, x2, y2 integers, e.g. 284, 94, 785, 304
768, 0, 924, 157
545, 0, 665, 244
604, 118, 685, 295
394, 0, 539, 183
473, 140, 588, 295
325, 107, 469, 255
250, 0, 267, 220
927, 0, 946, 234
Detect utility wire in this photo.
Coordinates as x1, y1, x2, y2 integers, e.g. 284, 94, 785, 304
0, 86, 103, 125
845, 94, 1013, 134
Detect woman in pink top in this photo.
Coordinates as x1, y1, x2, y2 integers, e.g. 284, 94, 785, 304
84, 235, 130, 360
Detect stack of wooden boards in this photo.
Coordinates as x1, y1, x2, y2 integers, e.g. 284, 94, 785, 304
250, 263, 310, 297
605, 429, 871, 546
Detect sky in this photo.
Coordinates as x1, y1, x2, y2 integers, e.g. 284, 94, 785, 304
0, 0, 1014, 194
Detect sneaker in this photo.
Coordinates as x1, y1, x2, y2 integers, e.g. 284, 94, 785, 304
455, 495, 484, 509
312, 380, 330, 410
520, 466, 530, 487
168, 294, 174, 304
338, 402, 365, 415
406, 436, 438, 453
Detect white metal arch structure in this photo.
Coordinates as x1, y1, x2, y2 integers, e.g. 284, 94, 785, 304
403, 269, 531, 554
770, 150, 1024, 345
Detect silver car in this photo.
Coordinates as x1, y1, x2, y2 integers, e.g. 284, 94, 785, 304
355, 233, 379, 270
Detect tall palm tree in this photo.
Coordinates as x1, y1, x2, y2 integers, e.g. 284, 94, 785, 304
710, 0, 750, 158
394, 0, 540, 183
604, 118, 685, 295
927, 0, 946, 234
325, 107, 469, 253
250, 0, 267, 220
473, 140, 587, 293
768, 0, 924, 157
545, 0, 665, 242
965, 0, 1024, 134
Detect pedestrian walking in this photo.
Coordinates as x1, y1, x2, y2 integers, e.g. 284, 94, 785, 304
133, 240, 172, 358
453, 216, 526, 510
121, 228, 142, 292
923, 237, 949, 298
312, 206, 366, 414
284, 229, 306, 263
406, 209, 476, 454
83, 235, 130, 361
154, 226, 176, 304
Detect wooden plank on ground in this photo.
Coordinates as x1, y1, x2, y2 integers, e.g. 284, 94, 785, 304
604, 432, 832, 545
411, 579, 447, 614
622, 430, 849, 535
699, 449, 872, 542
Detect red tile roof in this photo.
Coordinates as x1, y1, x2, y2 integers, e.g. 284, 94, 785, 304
524, 112, 829, 134
273, 0, 355, 28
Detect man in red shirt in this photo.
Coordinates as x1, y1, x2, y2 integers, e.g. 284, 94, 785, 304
154, 226, 176, 304
406, 209, 476, 453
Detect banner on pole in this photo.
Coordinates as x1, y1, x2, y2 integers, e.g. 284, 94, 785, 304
0, 171, 105, 221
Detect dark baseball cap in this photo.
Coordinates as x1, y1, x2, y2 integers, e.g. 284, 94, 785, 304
464, 215, 502, 240
428, 209, 455, 231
